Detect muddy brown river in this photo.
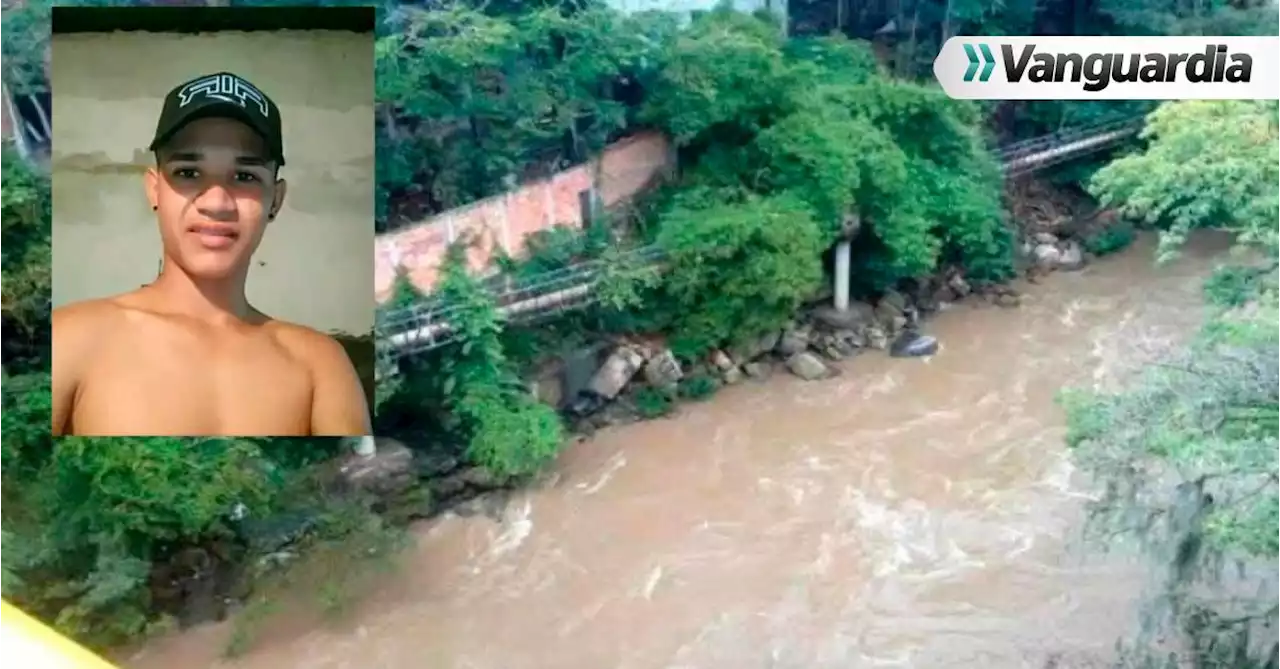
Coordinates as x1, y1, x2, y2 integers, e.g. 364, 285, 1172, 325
127, 233, 1231, 669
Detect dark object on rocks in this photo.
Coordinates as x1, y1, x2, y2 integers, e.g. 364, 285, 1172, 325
565, 390, 607, 418
903, 304, 921, 329
890, 332, 939, 358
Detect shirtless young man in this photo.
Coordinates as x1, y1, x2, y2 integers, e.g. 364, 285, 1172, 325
52, 72, 371, 437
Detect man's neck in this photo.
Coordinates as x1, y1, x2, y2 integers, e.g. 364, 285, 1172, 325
146, 262, 254, 324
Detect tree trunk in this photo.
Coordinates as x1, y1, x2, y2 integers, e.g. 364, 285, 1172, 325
941, 0, 954, 42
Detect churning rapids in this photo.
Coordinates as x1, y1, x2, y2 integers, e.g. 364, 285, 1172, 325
128, 232, 1233, 669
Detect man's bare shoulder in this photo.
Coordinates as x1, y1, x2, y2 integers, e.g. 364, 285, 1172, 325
264, 320, 353, 368
52, 295, 134, 333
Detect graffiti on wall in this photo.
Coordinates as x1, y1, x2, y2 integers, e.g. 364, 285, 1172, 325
374, 131, 673, 302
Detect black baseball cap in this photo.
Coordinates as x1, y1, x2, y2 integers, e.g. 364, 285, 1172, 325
148, 71, 286, 166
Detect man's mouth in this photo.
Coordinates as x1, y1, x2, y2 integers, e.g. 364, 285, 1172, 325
189, 223, 239, 250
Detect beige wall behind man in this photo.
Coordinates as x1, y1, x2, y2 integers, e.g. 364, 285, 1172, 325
51, 30, 374, 335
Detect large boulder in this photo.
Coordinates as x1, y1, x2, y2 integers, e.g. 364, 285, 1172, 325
587, 345, 646, 400
811, 302, 876, 331
785, 351, 831, 380
1033, 243, 1063, 269
338, 438, 417, 497
776, 324, 811, 356
1057, 240, 1086, 271
642, 348, 683, 388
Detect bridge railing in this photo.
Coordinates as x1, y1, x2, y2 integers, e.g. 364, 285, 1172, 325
996, 116, 1144, 166
375, 245, 664, 374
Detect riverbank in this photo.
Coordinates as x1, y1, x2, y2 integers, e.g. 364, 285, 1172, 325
124, 231, 1233, 669
357, 180, 1122, 520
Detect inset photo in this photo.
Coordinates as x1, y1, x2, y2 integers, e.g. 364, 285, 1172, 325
49, 6, 376, 437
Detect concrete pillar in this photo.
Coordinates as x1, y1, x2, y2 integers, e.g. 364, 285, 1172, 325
834, 239, 851, 312
352, 435, 376, 457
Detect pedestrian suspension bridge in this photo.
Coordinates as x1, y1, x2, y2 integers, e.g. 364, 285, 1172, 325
376, 116, 1145, 379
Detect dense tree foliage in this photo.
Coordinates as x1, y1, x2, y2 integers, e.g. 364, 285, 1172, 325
367, 0, 1276, 228
374, 1, 675, 227
623, 17, 1011, 357
1089, 101, 1280, 263
1063, 100, 1279, 668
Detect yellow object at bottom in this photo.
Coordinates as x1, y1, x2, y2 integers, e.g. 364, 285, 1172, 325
1, 599, 120, 669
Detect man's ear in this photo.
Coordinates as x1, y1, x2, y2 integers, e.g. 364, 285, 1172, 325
269, 178, 288, 220
144, 167, 161, 211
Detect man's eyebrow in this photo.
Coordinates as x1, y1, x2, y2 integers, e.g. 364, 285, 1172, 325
163, 151, 203, 163
161, 152, 273, 168
235, 156, 272, 168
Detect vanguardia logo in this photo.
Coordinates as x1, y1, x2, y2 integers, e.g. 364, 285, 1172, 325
963, 43, 997, 82
960, 42, 1253, 91
935, 37, 1277, 101
1001, 44, 1252, 92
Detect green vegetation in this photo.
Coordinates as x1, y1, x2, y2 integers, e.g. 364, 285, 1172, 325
1063, 100, 1279, 668
1089, 101, 1279, 264
434, 248, 565, 479
369, 0, 1276, 231
1081, 219, 1137, 257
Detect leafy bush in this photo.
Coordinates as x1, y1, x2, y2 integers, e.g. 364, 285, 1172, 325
433, 246, 565, 478
678, 373, 720, 401
3, 437, 277, 647
1081, 219, 1136, 257
632, 386, 675, 418
656, 193, 825, 358
1, 149, 53, 372
1203, 263, 1279, 309
1, 373, 52, 479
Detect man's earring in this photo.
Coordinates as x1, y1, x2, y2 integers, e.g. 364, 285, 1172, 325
151, 205, 158, 211
268, 212, 276, 220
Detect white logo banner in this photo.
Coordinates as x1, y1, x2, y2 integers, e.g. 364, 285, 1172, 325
934, 36, 1280, 100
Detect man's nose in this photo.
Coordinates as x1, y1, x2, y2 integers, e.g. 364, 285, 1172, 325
194, 183, 238, 220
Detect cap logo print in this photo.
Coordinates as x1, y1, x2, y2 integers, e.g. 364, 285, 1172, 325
177, 74, 270, 118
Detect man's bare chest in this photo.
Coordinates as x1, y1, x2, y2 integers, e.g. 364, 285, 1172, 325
72, 327, 313, 436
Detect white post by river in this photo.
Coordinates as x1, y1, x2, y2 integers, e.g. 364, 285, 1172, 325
834, 239, 852, 312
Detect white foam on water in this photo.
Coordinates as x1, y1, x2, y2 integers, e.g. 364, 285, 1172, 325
576, 451, 627, 496
487, 498, 533, 558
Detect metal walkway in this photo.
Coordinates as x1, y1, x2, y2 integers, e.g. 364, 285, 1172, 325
376, 116, 1144, 377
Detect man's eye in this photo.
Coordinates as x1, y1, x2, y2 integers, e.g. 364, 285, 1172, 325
173, 168, 198, 179
235, 172, 261, 183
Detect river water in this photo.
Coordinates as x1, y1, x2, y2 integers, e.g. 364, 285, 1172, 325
127, 232, 1232, 669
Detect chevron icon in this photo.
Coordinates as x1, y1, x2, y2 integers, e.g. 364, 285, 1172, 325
963, 43, 997, 82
